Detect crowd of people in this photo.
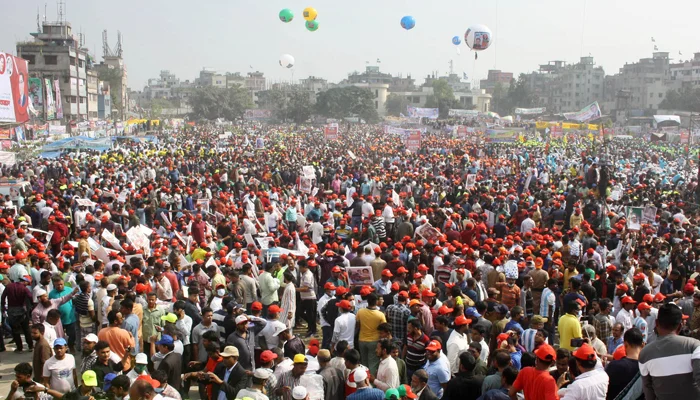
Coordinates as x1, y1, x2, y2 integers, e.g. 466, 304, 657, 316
0, 122, 699, 400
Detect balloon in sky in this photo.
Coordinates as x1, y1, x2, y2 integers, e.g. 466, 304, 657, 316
305, 20, 319, 32
279, 9, 294, 23
464, 24, 493, 51
452, 36, 461, 46
279, 54, 295, 69
303, 7, 318, 21
400, 16, 415, 30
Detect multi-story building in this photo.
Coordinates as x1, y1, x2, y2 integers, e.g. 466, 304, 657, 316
522, 61, 566, 109
669, 52, 700, 90
17, 20, 90, 122
298, 76, 332, 103
391, 86, 492, 113
86, 70, 99, 120
604, 52, 675, 112
480, 70, 514, 94
98, 81, 111, 119
94, 55, 128, 120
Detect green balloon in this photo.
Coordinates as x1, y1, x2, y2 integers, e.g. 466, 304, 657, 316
306, 20, 319, 32
279, 9, 294, 23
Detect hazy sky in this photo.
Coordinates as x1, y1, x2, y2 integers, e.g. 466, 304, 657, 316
3, 0, 698, 91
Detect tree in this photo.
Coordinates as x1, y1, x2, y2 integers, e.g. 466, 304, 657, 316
386, 93, 410, 117
144, 98, 174, 119
659, 87, 700, 112
316, 86, 379, 123
188, 85, 253, 121
256, 88, 314, 123
490, 74, 535, 116
286, 89, 314, 124
424, 80, 460, 118
97, 67, 123, 116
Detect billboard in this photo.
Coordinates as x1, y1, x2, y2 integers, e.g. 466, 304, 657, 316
562, 101, 601, 122
485, 129, 518, 143
407, 106, 439, 119
45, 78, 55, 120
324, 123, 339, 140
448, 109, 479, 117
244, 109, 272, 120
0, 53, 30, 123
28, 78, 43, 113
514, 107, 545, 115
54, 80, 63, 119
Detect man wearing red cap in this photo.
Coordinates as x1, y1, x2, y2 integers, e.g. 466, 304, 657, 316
423, 340, 450, 399
510, 343, 558, 400
446, 315, 471, 375
318, 282, 336, 350
331, 299, 356, 350
562, 343, 609, 398
616, 296, 637, 333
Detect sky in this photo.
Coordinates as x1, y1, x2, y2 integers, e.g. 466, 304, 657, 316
2, 0, 698, 91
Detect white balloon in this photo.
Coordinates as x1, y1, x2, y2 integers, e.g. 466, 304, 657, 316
279, 54, 295, 69
464, 24, 493, 51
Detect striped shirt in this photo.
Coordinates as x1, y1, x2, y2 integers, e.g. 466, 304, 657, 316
540, 288, 556, 318
405, 332, 430, 371
634, 316, 648, 343
521, 328, 537, 353
638, 334, 700, 399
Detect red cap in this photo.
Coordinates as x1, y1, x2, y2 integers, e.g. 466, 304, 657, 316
360, 286, 373, 296
324, 282, 337, 290
637, 302, 652, 311
268, 304, 282, 314
684, 283, 696, 294
251, 301, 263, 311
573, 343, 597, 361
633, 273, 646, 281
454, 315, 472, 326
621, 296, 637, 305
616, 283, 629, 292
331, 266, 342, 273
653, 293, 666, 302
335, 286, 348, 295
418, 264, 429, 271
396, 266, 408, 274
391, 282, 400, 291
438, 305, 453, 315
425, 340, 442, 351
336, 300, 353, 310
391, 249, 400, 257
642, 294, 654, 303
613, 345, 626, 360
421, 289, 436, 298
260, 350, 279, 363
534, 343, 557, 361
136, 375, 160, 388
381, 269, 393, 277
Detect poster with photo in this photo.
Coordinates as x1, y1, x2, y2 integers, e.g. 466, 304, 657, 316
626, 207, 642, 230
347, 266, 374, 286
466, 174, 476, 189
642, 206, 657, 224
415, 222, 441, 243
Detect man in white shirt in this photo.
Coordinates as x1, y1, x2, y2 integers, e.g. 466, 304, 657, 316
371, 338, 399, 391
307, 219, 324, 245
521, 213, 536, 235
446, 315, 471, 375
615, 296, 637, 333
317, 282, 336, 349
331, 300, 356, 349
561, 343, 608, 399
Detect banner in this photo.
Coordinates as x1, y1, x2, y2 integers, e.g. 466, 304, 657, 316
48, 125, 66, 135
44, 78, 55, 120
562, 101, 601, 122
54, 80, 63, 119
243, 109, 272, 120
324, 123, 339, 140
514, 107, 545, 115
404, 130, 421, 151
455, 125, 468, 138
28, 78, 43, 113
0, 128, 11, 139
407, 106, 439, 119
0, 151, 15, 166
485, 129, 518, 143
448, 109, 479, 117
0, 53, 30, 123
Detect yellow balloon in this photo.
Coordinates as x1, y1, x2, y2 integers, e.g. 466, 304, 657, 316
303, 7, 317, 21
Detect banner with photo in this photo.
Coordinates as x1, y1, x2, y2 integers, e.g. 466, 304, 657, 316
448, 109, 479, 117
514, 107, 546, 115
0, 53, 30, 123
243, 109, 272, 120
54, 80, 63, 119
562, 101, 601, 122
407, 106, 439, 119
28, 78, 43, 113
44, 78, 55, 120
404, 130, 421, 151
626, 207, 642, 230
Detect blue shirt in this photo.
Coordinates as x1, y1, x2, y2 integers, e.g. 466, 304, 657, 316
49, 287, 76, 324
373, 279, 392, 295
607, 336, 623, 354
347, 388, 384, 400
121, 314, 140, 354
424, 355, 451, 398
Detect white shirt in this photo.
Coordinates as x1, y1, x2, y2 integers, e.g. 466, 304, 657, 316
42, 322, 57, 347
382, 205, 395, 224
308, 222, 324, 245
645, 307, 659, 344
560, 366, 609, 400
332, 312, 356, 348
446, 330, 470, 375
373, 356, 399, 391
317, 294, 333, 327
615, 307, 635, 332
521, 218, 536, 234
43, 354, 77, 393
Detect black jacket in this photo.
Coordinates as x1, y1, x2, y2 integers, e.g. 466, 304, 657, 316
157, 351, 183, 391
418, 386, 439, 400
212, 362, 248, 399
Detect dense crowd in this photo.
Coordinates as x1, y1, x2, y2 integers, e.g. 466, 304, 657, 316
0, 123, 699, 400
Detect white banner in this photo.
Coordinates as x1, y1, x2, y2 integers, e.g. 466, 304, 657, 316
562, 101, 601, 122
514, 107, 546, 115
0, 151, 16, 167
407, 106, 439, 119
448, 109, 479, 117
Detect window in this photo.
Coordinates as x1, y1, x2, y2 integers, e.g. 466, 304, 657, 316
70, 96, 77, 103
80, 97, 85, 104
24, 55, 35, 64
79, 60, 84, 68
658, 93, 663, 98
44, 55, 58, 65
70, 56, 76, 65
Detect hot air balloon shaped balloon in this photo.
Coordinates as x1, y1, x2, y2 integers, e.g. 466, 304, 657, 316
279, 54, 295, 69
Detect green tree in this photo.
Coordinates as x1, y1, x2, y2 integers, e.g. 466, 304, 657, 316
316, 86, 379, 123
256, 88, 314, 123
491, 74, 535, 116
188, 85, 253, 121
145, 98, 174, 119
286, 89, 314, 123
386, 93, 410, 117
659, 87, 700, 112
96, 67, 123, 116
424, 80, 460, 118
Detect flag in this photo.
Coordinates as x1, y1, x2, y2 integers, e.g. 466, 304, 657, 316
654, 45, 658, 51
679, 51, 683, 56
651, 37, 655, 42
376, 58, 381, 63
463, 72, 468, 80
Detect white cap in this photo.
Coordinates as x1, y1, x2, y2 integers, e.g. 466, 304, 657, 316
81, 252, 90, 257
235, 315, 250, 325
253, 368, 270, 379
292, 386, 308, 400
35, 289, 47, 298
84, 333, 99, 343
351, 368, 368, 383
106, 284, 117, 291
135, 353, 148, 364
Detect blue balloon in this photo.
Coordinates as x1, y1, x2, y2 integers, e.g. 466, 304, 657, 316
452, 36, 461, 45
400, 16, 415, 30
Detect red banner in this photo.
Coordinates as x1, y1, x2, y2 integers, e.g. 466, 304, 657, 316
456, 125, 468, 138
324, 123, 339, 140
405, 130, 421, 151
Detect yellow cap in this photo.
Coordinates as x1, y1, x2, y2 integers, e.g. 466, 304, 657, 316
293, 354, 308, 364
